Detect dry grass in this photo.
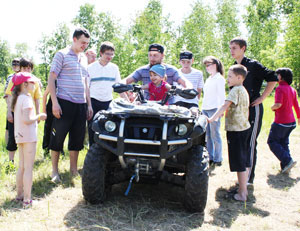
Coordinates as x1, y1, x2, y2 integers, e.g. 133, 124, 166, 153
1, 98, 300, 231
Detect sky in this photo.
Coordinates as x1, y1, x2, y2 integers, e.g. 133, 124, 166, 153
0, 0, 247, 64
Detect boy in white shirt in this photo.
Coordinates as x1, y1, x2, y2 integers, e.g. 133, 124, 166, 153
87, 41, 121, 146
174, 51, 204, 109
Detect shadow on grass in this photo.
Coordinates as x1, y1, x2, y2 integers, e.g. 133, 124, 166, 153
267, 173, 300, 191
0, 169, 79, 213
64, 182, 205, 231
210, 186, 270, 228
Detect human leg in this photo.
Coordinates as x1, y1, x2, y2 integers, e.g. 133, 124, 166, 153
248, 104, 263, 184
267, 122, 295, 169
22, 142, 36, 202
16, 144, 25, 199
202, 109, 216, 162
209, 117, 223, 163
69, 151, 79, 176
7, 119, 17, 161
235, 171, 248, 201
88, 99, 111, 146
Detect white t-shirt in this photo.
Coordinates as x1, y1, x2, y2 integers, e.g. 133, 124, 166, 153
202, 72, 226, 110
174, 68, 204, 105
87, 61, 121, 102
14, 94, 37, 144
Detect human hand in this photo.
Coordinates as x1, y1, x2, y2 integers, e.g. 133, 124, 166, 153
52, 103, 62, 119
297, 118, 300, 126
251, 96, 264, 106
87, 106, 94, 121
38, 113, 47, 121
7, 111, 14, 123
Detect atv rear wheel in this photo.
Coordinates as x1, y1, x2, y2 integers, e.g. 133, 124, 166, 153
184, 145, 209, 213
82, 143, 108, 204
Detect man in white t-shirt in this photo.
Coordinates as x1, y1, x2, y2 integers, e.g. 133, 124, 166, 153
174, 51, 204, 109
87, 41, 121, 145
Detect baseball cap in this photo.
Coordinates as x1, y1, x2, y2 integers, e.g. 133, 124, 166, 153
11, 72, 39, 91
148, 43, 164, 53
180, 51, 193, 60
149, 64, 166, 78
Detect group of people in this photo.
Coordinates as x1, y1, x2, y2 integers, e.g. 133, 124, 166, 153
4, 27, 300, 208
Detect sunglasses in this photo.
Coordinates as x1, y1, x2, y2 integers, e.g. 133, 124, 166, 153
12, 63, 20, 66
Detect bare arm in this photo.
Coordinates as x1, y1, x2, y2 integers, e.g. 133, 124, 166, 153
48, 72, 62, 119
42, 86, 50, 114
197, 88, 202, 99
208, 101, 232, 123
271, 103, 282, 111
85, 77, 93, 121
23, 108, 47, 125
177, 76, 193, 88
251, 81, 277, 106
6, 95, 13, 122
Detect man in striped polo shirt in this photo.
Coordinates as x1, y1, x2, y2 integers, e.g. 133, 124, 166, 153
48, 28, 93, 182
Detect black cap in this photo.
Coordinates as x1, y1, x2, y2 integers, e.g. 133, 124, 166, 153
148, 43, 164, 53
180, 51, 193, 60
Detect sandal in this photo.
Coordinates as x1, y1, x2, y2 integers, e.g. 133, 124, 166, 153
23, 200, 32, 209
15, 197, 23, 202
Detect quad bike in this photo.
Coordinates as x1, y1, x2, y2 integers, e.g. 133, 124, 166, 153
82, 83, 209, 212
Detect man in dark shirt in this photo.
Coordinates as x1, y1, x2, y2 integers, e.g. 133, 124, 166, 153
230, 37, 278, 184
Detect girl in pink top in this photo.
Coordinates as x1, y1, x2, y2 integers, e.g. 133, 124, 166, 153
142, 64, 171, 103
11, 72, 47, 209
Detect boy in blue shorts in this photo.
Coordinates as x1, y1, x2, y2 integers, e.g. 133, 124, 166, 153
208, 64, 251, 201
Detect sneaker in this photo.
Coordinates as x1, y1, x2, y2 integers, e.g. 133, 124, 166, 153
51, 174, 61, 183
214, 161, 222, 167
282, 160, 297, 173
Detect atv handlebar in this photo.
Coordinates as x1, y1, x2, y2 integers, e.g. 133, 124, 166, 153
112, 83, 198, 105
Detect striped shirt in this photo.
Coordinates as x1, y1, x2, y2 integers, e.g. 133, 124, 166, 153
174, 68, 204, 105
87, 61, 121, 101
50, 48, 88, 104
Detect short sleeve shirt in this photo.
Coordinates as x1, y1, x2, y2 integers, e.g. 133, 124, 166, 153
50, 48, 88, 104
225, 85, 251, 131
87, 61, 121, 102
174, 68, 204, 105
14, 94, 37, 143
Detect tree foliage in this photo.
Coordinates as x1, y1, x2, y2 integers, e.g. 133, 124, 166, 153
0, 39, 11, 83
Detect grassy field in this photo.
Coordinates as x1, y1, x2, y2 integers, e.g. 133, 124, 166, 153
0, 84, 300, 231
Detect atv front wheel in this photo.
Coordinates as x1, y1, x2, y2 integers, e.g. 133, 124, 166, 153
184, 145, 209, 213
82, 143, 108, 204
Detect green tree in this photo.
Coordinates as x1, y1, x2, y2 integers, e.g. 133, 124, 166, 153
177, 0, 218, 72
73, 3, 121, 51
244, 0, 281, 60
15, 43, 29, 58
283, 0, 300, 91
36, 23, 71, 83
0, 39, 11, 83
216, 0, 240, 69
128, 0, 175, 71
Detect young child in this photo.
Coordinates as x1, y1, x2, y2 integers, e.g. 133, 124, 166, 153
5, 58, 42, 164
208, 64, 250, 202
11, 72, 46, 209
142, 64, 171, 102
267, 68, 300, 173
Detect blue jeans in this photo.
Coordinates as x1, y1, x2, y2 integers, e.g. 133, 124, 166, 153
267, 122, 296, 169
202, 108, 223, 162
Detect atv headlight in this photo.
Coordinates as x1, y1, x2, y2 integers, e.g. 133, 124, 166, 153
177, 124, 188, 136
104, 121, 116, 132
